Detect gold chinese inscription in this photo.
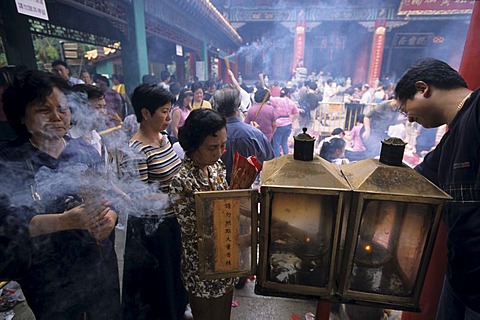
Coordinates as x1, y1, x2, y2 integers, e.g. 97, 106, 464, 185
213, 199, 240, 271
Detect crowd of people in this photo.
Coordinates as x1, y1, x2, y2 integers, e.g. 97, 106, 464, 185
0, 56, 476, 320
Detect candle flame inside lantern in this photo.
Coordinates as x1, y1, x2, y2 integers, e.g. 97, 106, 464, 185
305, 236, 311, 244
364, 245, 372, 252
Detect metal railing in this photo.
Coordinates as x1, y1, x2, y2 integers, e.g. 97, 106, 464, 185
294, 101, 374, 137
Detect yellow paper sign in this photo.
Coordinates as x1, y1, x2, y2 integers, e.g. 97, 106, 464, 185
213, 199, 240, 271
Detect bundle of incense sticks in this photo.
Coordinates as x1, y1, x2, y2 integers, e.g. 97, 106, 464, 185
224, 56, 230, 71
98, 125, 122, 135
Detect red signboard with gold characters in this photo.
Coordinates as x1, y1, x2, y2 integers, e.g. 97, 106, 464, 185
398, 0, 474, 15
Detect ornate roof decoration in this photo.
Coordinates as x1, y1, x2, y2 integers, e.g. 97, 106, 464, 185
181, 0, 242, 44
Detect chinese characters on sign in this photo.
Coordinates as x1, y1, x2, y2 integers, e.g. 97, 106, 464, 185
398, 0, 474, 15
250, 12, 275, 20
213, 199, 240, 272
16, 0, 49, 21
292, 10, 306, 76
392, 33, 434, 47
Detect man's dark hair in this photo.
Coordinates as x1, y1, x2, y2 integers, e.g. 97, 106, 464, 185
142, 74, 156, 84
169, 82, 181, 96
93, 74, 110, 87
178, 108, 226, 155
52, 60, 69, 69
112, 74, 123, 83
395, 57, 467, 102
211, 87, 241, 117
307, 81, 317, 90
131, 83, 175, 123
3, 70, 71, 139
240, 82, 252, 93
254, 89, 270, 103
356, 114, 364, 123
72, 84, 105, 100
160, 70, 170, 82
280, 87, 290, 98
331, 128, 345, 136
205, 80, 216, 90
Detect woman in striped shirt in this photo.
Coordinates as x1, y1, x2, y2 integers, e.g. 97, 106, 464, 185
120, 83, 188, 320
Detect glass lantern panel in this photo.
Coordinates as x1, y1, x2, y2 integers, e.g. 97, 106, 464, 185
195, 190, 256, 278
349, 200, 435, 296
267, 192, 337, 287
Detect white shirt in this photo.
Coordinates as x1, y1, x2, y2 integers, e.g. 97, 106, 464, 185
69, 126, 102, 155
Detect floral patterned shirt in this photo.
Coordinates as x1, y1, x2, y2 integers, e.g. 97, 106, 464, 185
169, 156, 235, 298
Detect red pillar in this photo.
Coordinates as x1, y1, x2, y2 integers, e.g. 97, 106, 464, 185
292, 10, 306, 76
401, 225, 447, 320
367, 19, 387, 86
315, 301, 331, 320
459, 1, 480, 91
353, 34, 370, 85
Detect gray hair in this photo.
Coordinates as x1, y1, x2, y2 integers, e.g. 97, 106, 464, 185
210, 87, 241, 117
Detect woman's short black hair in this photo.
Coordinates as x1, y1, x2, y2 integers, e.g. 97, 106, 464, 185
320, 137, 346, 162
191, 82, 204, 94
178, 109, 226, 155
72, 84, 104, 100
3, 70, 71, 140
131, 83, 175, 123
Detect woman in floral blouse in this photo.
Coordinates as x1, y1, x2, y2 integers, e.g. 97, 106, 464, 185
169, 108, 235, 320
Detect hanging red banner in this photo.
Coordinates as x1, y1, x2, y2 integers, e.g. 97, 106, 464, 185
398, 0, 474, 15
292, 10, 306, 76
367, 19, 386, 86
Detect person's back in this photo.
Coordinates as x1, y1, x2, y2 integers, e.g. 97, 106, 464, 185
212, 87, 274, 183
244, 89, 277, 141
349, 124, 366, 152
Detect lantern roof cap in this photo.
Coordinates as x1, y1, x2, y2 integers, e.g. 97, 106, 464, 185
341, 158, 451, 199
261, 154, 351, 191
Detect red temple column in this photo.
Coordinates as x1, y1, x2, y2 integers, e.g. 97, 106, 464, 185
401, 225, 447, 320
315, 301, 331, 320
353, 34, 370, 85
367, 18, 387, 86
292, 10, 306, 76
459, 1, 480, 90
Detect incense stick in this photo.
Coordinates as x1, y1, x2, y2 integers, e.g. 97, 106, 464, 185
224, 56, 230, 71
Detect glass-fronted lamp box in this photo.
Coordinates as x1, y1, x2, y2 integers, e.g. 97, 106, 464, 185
194, 189, 258, 279
193, 143, 451, 311
338, 158, 451, 310
255, 155, 351, 299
